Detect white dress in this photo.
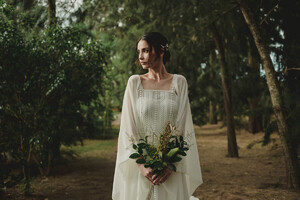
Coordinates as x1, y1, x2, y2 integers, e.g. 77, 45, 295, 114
112, 74, 202, 200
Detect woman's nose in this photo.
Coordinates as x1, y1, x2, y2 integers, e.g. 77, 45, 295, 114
139, 52, 143, 60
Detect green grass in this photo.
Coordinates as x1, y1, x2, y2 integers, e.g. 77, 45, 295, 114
62, 139, 117, 155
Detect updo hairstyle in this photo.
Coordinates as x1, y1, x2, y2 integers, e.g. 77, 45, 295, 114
137, 32, 171, 64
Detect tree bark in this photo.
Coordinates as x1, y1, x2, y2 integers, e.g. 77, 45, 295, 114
209, 101, 217, 124
247, 40, 262, 133
23, 0, 34, 10
212, 24, 239, 157
209, 50, 218, 124
247, 97, 262, 133
48, 0, 56, 27
237, 0, 300, 190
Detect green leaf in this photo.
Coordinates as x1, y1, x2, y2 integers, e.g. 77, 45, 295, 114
159, 151, 163, 158
133, 144, 137, 150
153, 161, 163, 168
166, 147, 179, 159
145, 136, 149, 143
136, 158, 146, 164
163, 162, 167, 167
138, 143, 146, 148
172, 156, 182, 162
178, 151, 187, 156
129, 153, 140, 159
138, 148, 143, 154
169, 163, 177, 172
149, 160, 155, 164
176, 138, 180, 147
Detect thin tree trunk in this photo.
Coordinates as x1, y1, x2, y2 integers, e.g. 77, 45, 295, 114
237, 0, 300, 190
48, 0, 56, 27
209, 101, 217, 124
247, 97, 262, 133
247, 40, 262, 133
23, 0, 34, 10
209, 50, 218, 124
212, 24, 239, 157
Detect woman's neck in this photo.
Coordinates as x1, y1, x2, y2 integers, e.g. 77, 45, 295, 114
147, 64, 170, 81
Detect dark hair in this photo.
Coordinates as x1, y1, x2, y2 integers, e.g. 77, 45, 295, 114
136, 32, 171, 64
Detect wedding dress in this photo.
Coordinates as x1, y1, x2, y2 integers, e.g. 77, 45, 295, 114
112, 74, 202, 200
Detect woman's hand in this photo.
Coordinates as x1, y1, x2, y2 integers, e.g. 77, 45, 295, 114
152, 167, 172, 185
138, 164, 154, 183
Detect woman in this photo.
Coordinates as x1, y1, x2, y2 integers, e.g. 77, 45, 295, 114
112, 32, 202, 200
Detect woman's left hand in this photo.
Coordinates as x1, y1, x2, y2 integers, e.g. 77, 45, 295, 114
151, 167, 172, 185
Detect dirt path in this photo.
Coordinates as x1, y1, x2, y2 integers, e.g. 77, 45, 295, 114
194, 124, 299, 200
5, 123, 300, 200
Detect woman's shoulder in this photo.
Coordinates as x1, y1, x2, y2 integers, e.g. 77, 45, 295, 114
175, 74, 187, 81
173, 74, 188, 94
127, 74, 140, 83
125, 75, 141, 90
174, 74, 188, 85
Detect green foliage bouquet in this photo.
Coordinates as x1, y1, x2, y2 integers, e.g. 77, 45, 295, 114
129, 122, 189, 175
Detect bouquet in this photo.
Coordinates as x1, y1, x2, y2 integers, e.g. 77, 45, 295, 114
129, 122, 189, 175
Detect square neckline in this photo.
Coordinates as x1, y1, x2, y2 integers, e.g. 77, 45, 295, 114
138, 74, 176, 92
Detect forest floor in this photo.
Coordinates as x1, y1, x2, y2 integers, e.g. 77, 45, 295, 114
4, 123, 300, 200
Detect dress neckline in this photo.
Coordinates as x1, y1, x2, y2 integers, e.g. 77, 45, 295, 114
138, 74, 176, 92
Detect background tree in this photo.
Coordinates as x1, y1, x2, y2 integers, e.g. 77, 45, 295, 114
237, 0, 300, 190
0, 0, 109, 193
208, 50, 218, 124
212, 23, 239, 157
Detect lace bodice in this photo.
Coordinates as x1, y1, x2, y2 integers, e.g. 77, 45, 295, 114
135, 75, 179, 143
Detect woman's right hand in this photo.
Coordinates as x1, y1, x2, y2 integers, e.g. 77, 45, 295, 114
138, 164, 153, 183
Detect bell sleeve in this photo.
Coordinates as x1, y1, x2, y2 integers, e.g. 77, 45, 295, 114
112, 75, 139, 199
175, 75, 203, 196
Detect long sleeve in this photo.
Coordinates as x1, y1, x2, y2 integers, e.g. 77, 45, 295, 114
112, 75, 140, 199
115, 75, 137, 165
175, 75, 203, 196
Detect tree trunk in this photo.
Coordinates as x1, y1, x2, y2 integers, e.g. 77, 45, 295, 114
247, 97, 262, 133
237, 0, 300, 190
212, 24, 239, 157
23, 0, 34, 10
247, 40, 262, 133
209, 50, 218, 124
48, 0, 56, 27
209, 101, 217, 124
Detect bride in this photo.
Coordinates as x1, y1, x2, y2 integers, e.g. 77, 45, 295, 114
112, 32, 202, 200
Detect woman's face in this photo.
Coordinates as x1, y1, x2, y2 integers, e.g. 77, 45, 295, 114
137, 40, 161, 69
